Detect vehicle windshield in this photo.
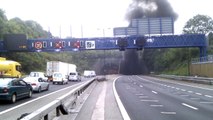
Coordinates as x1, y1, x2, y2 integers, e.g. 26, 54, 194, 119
16, 65, 21, 72
70, 73, 76, 75
53, 73, 62, 77
30, 72, 39, 77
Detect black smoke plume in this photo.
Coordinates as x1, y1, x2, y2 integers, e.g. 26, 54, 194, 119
120, 0, 178, 75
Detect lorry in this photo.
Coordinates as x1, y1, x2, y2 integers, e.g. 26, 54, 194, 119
0, 57, 21, 78
46, 61, 77, 83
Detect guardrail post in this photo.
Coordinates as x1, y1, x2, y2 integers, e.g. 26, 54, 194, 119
56, 106, 60, 116
44, 115, 48, 120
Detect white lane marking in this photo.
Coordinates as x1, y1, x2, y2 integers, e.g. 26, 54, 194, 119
200, 101, 213, 104
195, 93, 202, 96
150, 105, 163, 107
0, 82, 83, 115
91, 81, 106, 120
135, 94, 144, 96
161, 112, 176, 115
181, 89, 186, 91
171, 86, 175, 89
140, 99, 159, 102
205, 95, 213, 98
139, 85, 143, 88
152, 91, 158, 94
187, 91, 193, 93
176, 88, 180, 90
182, 103, 198, 110
113, 77, 131, 120
180, 94, 189, 97
139, 96, 149, 98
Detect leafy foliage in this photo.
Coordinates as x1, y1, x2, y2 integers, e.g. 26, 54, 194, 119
183, 14, 213, 34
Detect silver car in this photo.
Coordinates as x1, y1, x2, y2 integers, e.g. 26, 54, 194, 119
23, 77, 49, 92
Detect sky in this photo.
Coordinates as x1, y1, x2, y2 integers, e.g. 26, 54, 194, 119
0, 0, 212, 38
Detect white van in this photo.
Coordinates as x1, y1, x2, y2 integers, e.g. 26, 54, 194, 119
68, 72, 81, 81
52, 72, 68, 85
83, 70, 96, 78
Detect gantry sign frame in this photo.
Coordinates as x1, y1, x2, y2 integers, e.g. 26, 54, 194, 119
0, 17, 207, 58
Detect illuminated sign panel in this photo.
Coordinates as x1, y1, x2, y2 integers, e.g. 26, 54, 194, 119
3, 34, 27, 51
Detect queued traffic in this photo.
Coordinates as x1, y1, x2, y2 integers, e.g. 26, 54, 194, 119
0, 57, 96, 103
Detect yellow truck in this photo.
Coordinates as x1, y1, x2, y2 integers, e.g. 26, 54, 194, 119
0, 57, 21, 78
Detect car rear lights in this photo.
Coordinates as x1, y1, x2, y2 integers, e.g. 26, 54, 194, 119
3, 87, 8, 93
31, 83, 37, 86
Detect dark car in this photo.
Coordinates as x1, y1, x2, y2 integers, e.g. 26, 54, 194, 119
0, 78, 33, 103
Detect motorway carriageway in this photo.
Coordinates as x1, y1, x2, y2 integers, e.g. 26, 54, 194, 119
115, 75, 213, 120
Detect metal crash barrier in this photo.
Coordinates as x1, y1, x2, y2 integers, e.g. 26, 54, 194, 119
21, 79, 95, 120
156, 74, 213, 85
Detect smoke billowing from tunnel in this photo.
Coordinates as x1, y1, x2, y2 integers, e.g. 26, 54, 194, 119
126, 0, 178, 21
120, 0, 178, 75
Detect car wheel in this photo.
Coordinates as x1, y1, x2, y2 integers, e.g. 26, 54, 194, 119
53, 82, 55, 84
28, 90, 32, 98
38, 86, 41, 93
11, 93, 16, 103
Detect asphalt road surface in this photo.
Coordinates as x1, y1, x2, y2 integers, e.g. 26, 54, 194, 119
0, 79, 88, 120
115, 75, 213, 120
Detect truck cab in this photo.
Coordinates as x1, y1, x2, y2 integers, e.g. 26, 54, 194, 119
0, 57, 21, 78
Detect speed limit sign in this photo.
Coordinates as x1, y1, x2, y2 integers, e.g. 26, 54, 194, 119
34, 42, 43, 49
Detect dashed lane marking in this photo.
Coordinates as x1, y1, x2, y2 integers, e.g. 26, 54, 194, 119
182, 103, 198, 110
200, 101, 213, 104
140, 99, 159, 102
161, 112, 176, 115
205, 95, 213, 98
195, 93, 202, 96
176, 88, 180, 90
139, 85, 143, 88
152, 91, 158, 94
150, 105, 163, 107
187, 91, 193, 93
181, 89, 186, 91
139, 96, 149, 98
135, 94, 144, 96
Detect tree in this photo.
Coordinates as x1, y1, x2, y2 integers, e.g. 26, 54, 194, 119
183, 14, 213, 34
0, 9, 8, 39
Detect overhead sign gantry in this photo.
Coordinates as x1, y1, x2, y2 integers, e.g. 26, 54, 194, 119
0, 17, 207, 58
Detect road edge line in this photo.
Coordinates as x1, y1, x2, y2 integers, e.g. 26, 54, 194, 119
113, 76, 131, 120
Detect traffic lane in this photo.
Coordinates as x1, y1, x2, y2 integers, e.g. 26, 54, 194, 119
136, 76, 213, 102
132, 76, 213, 120
0, 80, 87, 120
0, 80, 82, 111
115, 76, 213, 120
132, 76, 213, 119
141, 75, 213, 96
